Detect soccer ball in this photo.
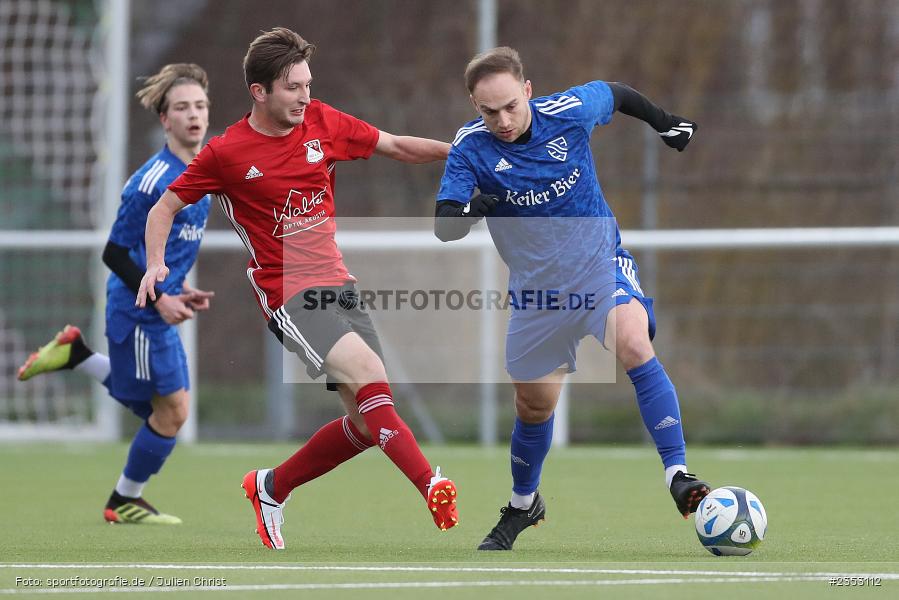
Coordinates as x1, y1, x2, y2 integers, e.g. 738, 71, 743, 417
694, 486, 767, 556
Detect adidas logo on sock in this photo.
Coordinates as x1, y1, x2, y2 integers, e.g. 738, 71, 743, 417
379, 427, 399, 449
494, 157, 513, 172
511, 454, 531, 467
245, 165, 263, 180
654, 415, 680, 430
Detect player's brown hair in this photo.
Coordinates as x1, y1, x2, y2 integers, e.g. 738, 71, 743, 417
136, 63, 209, 115
464, 46, 524, 93
244, 27, 316, 93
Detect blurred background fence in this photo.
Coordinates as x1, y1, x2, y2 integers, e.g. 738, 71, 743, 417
2, 0, 898, 444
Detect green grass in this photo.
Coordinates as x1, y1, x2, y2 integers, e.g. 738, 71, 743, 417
2, 444, 898, 598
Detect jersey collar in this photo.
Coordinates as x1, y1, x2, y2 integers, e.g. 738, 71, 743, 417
160, 143, 187, 169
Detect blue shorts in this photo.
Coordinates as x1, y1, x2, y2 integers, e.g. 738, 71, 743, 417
505, 254, 656, 382
106, 324, 189, 418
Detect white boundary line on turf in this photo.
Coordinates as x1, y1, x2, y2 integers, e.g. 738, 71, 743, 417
2, 565, 898, 579
0, 576, 846, 594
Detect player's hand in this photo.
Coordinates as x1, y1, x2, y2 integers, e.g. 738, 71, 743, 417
154, 293, 196, 325
136, 264, 169, 308
182, 286, 215, 311
462, 193, 499, 219
658, 116, 697, 152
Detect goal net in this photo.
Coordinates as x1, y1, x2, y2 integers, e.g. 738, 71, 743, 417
0, 0, 115, 439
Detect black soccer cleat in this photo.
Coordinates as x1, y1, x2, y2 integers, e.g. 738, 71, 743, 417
670, 471, 710, 519
477, 492, 546, 551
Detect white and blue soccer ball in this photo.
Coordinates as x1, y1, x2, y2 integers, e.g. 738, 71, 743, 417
694, 486, 767, 556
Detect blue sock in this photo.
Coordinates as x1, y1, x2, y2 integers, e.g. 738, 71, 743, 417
627, 357, 686, 469
123, 422, 176, 484
510, 414, 554, 495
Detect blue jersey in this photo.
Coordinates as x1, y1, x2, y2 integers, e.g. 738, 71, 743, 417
106, 145, 210, 336
438, 81, 622, 293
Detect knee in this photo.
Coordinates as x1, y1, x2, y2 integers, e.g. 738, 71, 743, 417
616, 332, 655, 371
514, 391, 553, 423
151, 394, 189, 436
352, 353, 387, 387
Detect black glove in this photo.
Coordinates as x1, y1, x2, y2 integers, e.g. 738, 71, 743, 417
658, 116, 697, 152
461, 193, 498, 218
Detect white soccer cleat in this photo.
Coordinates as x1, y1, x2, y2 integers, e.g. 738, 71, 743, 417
241, 468, 289, 549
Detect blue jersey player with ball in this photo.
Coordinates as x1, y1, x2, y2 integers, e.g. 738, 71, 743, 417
435, 47, 711, 550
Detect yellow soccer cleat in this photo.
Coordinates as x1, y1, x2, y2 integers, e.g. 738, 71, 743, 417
17, 325, 83, 381
104, 492, 182, 525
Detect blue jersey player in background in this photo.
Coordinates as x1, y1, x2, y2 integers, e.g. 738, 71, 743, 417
435, 47, 711, 551
18, 64, 214, 525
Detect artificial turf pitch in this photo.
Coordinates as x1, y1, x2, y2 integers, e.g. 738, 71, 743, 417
2, 443, 897, 598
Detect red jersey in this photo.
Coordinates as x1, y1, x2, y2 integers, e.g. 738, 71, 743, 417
168, 100, 379, 319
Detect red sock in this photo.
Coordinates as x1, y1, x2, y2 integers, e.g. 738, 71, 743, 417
272, 416, 373, 503
356, 382, 434, 498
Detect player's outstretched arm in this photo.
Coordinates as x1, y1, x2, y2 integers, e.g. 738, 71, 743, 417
136, 190, 186, 308
607, 82, 697, 152
374, 131, 450, 163
434, 195, 498, 242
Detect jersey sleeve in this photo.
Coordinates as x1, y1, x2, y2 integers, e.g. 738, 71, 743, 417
567, 80, 615, 129
319, 102, 380, 161
436, 145, 478, 203
167, 144, 222, 203
107, 178, 157, 249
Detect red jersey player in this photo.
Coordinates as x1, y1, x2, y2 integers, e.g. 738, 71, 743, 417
136, 28, 458, 550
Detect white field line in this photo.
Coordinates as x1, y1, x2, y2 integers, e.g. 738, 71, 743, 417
2, 564, 898, 579
0, 576, 851, 594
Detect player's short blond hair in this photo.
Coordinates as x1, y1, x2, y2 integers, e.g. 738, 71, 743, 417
136, 63, 209, 115
243, 27, 316, 93
464, 46, 524, 93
